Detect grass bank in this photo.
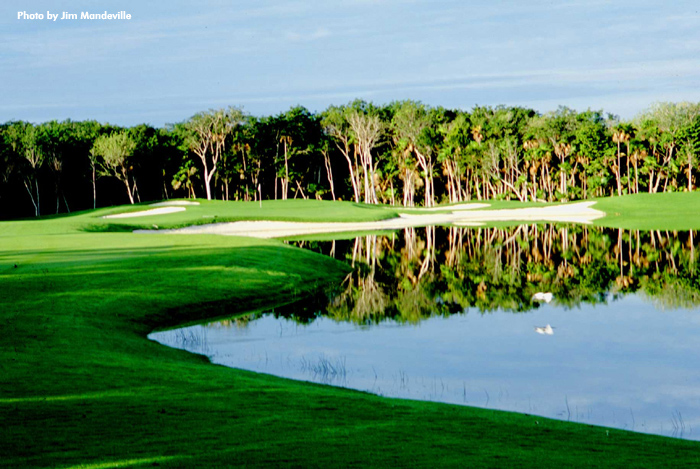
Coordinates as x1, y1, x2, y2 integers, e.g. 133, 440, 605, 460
593, 192, 700, 230
3, 196, 700, 467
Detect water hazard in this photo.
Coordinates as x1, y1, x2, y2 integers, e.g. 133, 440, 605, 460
150, 225, 700, 440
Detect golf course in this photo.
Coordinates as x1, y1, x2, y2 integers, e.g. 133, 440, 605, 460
4, 193, 700, 468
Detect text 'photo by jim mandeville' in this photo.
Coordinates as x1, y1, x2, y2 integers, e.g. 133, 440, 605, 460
17, 11, 132, 21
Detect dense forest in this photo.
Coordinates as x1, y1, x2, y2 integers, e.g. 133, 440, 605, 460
2, 100, 700, 219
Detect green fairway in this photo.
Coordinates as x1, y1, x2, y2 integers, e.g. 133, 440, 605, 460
593, 192, 700, 230
3, 195, 700, 468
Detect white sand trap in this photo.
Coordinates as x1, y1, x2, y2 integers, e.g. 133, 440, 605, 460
136, 215, 455, 239
445, 201, 604, 225
103, 207, 186, 219
149, 201, 200, 207
134, 201, 604, 239
418, 203, 491, 212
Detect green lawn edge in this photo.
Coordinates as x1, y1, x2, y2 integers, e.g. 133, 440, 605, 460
592, 192, 700, 230
3, 195, 700, 468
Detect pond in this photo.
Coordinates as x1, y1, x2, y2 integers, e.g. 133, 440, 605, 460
150, 225, 700, 440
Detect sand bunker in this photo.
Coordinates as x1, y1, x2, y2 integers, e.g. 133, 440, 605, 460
103, 207, 186, 219
134, 201, 604, 239
442, 201, 603, 224
149, 201, 200, 207
138, 216, 482, 239
413, 203, 491, 212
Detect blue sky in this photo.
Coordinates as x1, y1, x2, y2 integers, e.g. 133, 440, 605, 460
2, 0, 700, 126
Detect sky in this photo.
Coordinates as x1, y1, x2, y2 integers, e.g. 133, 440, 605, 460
2, 0, 700, 126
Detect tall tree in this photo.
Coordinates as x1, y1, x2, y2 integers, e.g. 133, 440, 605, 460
37, 121, 74, 213
439, 112, 472, 203
0, 126, 18, 208
60, 120, 102, 210
5, 122, 44, 216
322, 105, 362, 203
543, 107, 578, 201
639, 102, 700, 193
390, 101, 439, 207
91, 131, 138, 204
183, 107, 244, 200
573, 110, 609, 198
611, 123, 633, 196
347, 105, 383, 204
271, 106, 324, 200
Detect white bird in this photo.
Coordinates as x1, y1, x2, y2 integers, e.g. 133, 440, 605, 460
534, 324, 554, 335
532, 292, 553, 303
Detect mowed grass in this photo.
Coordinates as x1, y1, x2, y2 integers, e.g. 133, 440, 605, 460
3, 197, 700, 468
593, 192, 700, 230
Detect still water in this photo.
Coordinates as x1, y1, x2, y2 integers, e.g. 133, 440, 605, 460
150, 225, 700, 440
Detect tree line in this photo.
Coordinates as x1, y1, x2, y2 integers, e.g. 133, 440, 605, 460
2, 100, 700, 219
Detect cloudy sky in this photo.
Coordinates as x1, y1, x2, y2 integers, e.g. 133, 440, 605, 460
2, 1, 700, 125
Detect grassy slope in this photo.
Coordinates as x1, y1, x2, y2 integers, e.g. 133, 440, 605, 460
3, 197, 700, 468
593, 192, 700, 230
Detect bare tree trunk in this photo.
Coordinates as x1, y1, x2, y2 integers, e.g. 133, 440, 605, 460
616, 141, 622, 196
322, 150, 336, 201
201, 163, 212, 200
347, 111, 381, 205
62, 193, 70, 213
133, 179, 141, 203
24, 179, 39, 216
347, 151, 361, 202
295, 180, 307, 199
688, 149, 693, 192
124, 180, 134, 204
361, 162, 370, 204
283, 139, 290, 201
625, 143, 631, 194
92, 165, 97, 209
415, 149, 434, 207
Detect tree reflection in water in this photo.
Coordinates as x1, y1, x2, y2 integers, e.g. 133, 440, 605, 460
276, 224, 700, 325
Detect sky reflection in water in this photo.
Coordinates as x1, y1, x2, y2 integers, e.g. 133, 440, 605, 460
152, 292, 700, 440
150, 226, 700, 440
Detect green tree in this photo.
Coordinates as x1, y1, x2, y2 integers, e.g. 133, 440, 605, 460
171, 159, 198, 199
91, 131, 138, 204
391, 101, 440, 206
437, 112, 471, 203
543, 107, 578, 200
271, 106, 325, 200
4, 122, 44, 216
322, 105, 361, 203
638, 102, 700, 193
347, 102, 383, 204
183, 107, 244, 200
573, 110, 609, 198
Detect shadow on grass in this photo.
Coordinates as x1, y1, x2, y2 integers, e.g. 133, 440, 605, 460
1, 241, 349, 334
